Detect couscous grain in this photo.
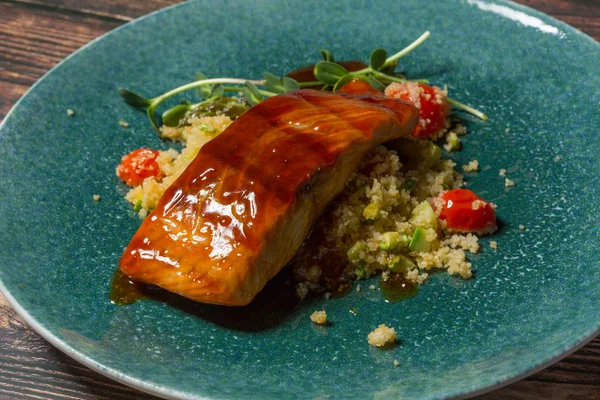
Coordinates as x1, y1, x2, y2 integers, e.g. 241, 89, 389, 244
462, 160, 479, 172
368, 324, 397, 347
310, 311, 328, 325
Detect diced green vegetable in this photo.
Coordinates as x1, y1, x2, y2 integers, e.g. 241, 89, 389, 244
400, 234, 411, 247
409, 200, 438, 230
198, 124, 216, 133
444, 132, 460, 151
134, 200, 143, 212
347, 241, 367, 264
420, 142, 442, 169
379, 232, 400, 250
362, 203, 380, 220
355, 265, 366, 279
388, 254, 416, 272
379, 232, 410, 250
401, 178, 416, 191
409, 227, 432, 252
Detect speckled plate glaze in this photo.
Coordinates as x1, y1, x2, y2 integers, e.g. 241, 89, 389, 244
1, 0, 599, 399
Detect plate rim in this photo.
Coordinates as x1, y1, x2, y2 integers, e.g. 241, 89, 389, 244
1, 0, 599, 399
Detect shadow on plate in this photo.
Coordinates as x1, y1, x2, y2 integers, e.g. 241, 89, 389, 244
110, 267, 305, 332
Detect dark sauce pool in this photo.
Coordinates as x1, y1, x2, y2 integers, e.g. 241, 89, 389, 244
380, 272, 419, 302
109, 266, 302, 331
110, 269, 148, 305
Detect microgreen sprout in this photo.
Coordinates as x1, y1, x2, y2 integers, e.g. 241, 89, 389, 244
315, 30, 433, 89
119, 78, 271, 133
448, 98, 488, 121
119, 31, 487, 132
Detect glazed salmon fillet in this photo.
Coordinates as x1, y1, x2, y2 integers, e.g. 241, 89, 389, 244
120, 89, 419, 305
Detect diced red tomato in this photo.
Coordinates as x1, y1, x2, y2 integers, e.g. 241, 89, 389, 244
116, 148, 162, 186
338, 78, 381, 95
385, 82, 451, 138
438, 189, 497, 233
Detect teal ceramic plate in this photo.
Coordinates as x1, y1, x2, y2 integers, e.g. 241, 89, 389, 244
1, 0, 599, 398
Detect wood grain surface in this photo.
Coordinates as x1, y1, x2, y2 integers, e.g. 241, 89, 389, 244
1, 0, 599, 399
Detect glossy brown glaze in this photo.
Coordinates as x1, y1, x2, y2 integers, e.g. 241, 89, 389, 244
120, 89, 418, 305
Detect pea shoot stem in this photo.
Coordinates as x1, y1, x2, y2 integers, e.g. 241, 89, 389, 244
352, 31, 431, 76
150, 78, 267, 110
370, 70, 429, 85
298, 81, 324, 88
222, 86, 276, 97
383, 31, 431, 68
448, 98, 488, 121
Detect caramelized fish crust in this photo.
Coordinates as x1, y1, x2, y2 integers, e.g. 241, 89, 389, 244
120, 89, 418, 305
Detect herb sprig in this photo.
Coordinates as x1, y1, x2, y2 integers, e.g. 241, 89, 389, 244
312, 31, 432, 91
119, 31, 487, 132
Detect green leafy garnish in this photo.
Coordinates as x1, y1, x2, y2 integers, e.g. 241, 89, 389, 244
332, 74, 356, 92
263, 73, 300, 95
320, 49, 334, 62
263, 72, 284, 94
161, 101, 194, 127
369, 48, 387, 70
367, 75, 386, 92
118, 89, 151, 109
282, 77, 300, 93
243, 81, 265, 106
118, 31, 487, 132
190, 97, 249, 120
314, 61, 350, 86
194, 72, 212, 98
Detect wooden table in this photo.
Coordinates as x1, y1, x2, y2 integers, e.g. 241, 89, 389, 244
1, 0, 599, 398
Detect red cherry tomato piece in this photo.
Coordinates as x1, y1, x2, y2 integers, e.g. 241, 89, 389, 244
116, 148, 162, 186
438, 189, 497, 233
338, 78, 381, 95
385, 82, 451, 138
